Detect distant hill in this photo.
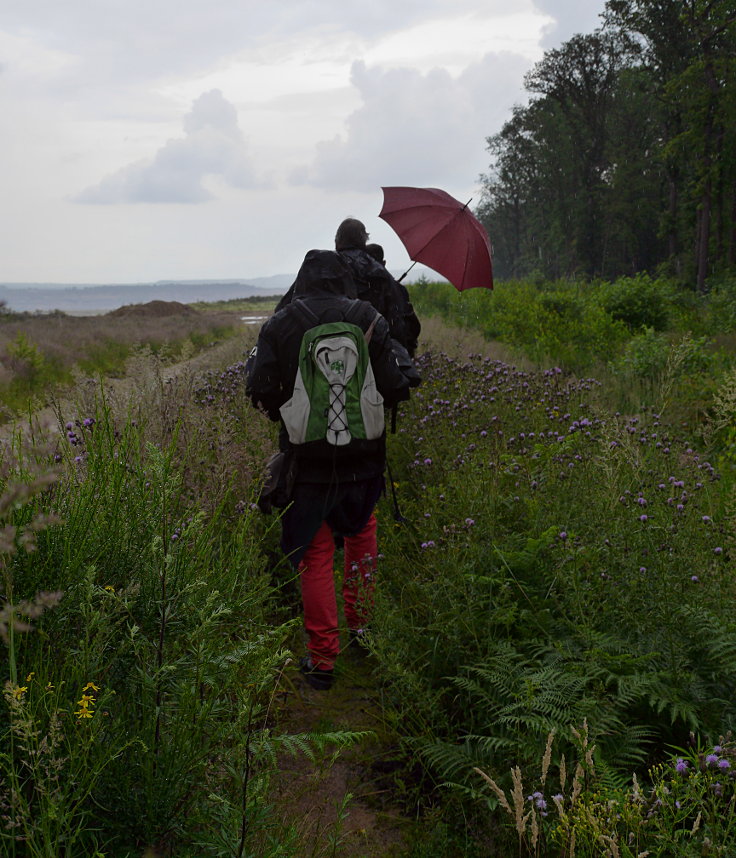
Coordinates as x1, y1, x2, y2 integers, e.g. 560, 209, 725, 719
0, 276, 294, 314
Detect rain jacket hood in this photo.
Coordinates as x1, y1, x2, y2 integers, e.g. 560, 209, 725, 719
292, 250, 357, 300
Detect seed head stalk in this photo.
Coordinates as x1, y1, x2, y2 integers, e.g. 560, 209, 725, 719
154, 474, 168, 764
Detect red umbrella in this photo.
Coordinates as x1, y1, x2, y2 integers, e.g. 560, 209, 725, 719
378, 186, 493, 291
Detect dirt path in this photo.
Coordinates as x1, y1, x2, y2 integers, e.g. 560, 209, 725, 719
271, 647, 413, 858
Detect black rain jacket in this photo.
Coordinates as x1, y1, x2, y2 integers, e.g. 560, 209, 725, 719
246, 249, 413, 483
275, 246, 421, 356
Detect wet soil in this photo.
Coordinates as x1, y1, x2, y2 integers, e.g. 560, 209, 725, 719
270, 643, 416, 858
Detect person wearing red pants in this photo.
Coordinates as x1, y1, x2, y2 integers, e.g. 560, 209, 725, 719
246, 249, 419, 690
298, 516, 376, 680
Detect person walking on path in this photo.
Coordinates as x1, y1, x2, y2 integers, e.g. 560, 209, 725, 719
276, 218, 421, 358
246, 249, 419, 690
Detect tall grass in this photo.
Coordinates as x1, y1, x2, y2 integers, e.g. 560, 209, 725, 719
408, 275, 736, 435
0, 337, 371, 856
371, 338, 736, 852
0, 307, 244, 420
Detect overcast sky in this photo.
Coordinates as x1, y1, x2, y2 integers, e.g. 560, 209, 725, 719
1, 0, 606, 284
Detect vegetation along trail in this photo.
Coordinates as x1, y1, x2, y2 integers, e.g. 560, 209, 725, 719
2, 289, 736, 855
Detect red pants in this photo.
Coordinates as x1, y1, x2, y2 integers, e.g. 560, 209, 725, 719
298, 514, 377, 670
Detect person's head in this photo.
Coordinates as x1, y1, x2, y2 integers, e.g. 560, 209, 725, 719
334, 218, 368, 251
292, 249, 356, 299
365, 243, 385, 266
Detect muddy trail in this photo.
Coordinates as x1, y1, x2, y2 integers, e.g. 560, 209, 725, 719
270, 635, 418, 858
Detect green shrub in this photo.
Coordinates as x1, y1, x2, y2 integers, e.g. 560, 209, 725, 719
704, 277, 736, 334
598, 274, 673, 332
409, 280, 629, 371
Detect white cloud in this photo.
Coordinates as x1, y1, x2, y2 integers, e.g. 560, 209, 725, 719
290, 50, 531, 193
76, 89, 264, 204
532, 0, 606, 45
0, 0, 610, 282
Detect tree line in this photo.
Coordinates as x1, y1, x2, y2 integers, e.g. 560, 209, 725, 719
478, 0, 736, 291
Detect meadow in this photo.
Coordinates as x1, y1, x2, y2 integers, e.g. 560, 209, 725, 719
0, 302, 244, 421
1, 277, 735, 856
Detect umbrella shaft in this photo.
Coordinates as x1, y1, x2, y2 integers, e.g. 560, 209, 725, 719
397, 260, 417, 283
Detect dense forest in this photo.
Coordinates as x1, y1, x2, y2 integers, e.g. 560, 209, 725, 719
478, 0, 736, 291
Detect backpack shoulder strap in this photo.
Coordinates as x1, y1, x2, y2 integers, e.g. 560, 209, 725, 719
291, 299, 320, 335
344, 301, 380, 343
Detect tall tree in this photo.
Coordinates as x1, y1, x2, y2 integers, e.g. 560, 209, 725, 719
523, 31, 633, 277
479, 99, 579, 279
605, 0, 736, 289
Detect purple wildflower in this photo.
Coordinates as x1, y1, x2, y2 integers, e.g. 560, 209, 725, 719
675, 758, 688, 773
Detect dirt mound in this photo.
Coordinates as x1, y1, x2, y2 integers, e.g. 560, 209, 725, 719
108, 300, 198, 318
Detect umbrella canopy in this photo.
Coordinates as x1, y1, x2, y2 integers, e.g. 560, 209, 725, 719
379, 186, 493, 291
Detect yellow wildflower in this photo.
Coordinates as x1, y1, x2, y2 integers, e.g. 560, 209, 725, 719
75, 708, 93, 719
46, 682, 55, 691
25, 672, 35, 682
83, 682, 100, 692
77, 694, 95, 706
12, 686, 28, 700
104, 585, 115, 592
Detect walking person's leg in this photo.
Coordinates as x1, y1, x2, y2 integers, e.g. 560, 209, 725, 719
298, 520, 339, 686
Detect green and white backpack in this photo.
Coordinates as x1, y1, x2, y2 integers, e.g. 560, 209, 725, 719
279, 301, 385, 448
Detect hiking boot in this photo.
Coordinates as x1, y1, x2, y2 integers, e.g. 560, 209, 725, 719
299, 656, 335, 691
